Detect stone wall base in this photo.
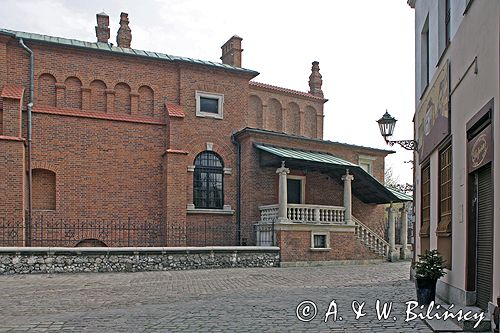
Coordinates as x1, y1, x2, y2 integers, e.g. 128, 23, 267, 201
0, 246, 280, 275
280, 259, 386, 268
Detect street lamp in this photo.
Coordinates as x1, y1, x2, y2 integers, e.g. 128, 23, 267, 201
377, 110, 417, 151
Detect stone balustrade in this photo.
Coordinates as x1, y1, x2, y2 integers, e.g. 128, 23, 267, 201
259, 204, 345, 224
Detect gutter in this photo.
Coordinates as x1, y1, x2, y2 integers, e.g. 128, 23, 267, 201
18, 38, 34, 246
231, 133, 242, 245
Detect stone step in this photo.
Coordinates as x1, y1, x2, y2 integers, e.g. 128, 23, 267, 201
420, 299, 491, 332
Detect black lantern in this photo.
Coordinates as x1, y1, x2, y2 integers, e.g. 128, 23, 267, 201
377, 110, 397, 142
376, 110, 416, 151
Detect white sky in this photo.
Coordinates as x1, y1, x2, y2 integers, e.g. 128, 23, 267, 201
0, 0, 415, 185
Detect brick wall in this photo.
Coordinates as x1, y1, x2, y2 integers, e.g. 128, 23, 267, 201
277, 230, 379, 262
32, 168, 56, 210
248, 85, 325, 139
0, 31, 389, 251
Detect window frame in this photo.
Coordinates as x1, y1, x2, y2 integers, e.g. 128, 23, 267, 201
438, 144, 452, 233
310, 232, 330, 250
195, 91, 224, 119
286, 175, 306, 204
420, 163, 431, 237
358, 155, 376, 175
193, 151, 224, 209
420, 15, 430, 99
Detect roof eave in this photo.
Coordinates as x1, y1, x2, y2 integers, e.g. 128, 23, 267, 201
232, 127, 396, 155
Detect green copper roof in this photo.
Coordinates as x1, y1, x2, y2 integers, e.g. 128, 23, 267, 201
386, 187, 413, 201
255, 144, 412, 204
0, 28, 259, 76
255, 144, 358, 167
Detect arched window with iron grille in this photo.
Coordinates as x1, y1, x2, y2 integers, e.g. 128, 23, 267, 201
193, 151, 224, 209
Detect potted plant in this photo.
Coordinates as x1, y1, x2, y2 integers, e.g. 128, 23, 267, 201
414, 249, 446, 305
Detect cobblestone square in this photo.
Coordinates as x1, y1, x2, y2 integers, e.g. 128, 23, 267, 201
0, 261, 431, 332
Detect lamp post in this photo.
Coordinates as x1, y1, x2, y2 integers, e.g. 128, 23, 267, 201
377, 110, 417, 150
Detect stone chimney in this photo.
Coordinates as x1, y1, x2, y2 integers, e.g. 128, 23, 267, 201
95, 12, 110, 43
116, 12, 132, 48
308, 61, 324, 98
221, 35, 243, 67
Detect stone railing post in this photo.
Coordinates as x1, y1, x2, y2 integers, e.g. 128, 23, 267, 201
387, 202, 398, 261
400, 203, 411, 259
342, 169, 354, 225
276, 161, 290, 223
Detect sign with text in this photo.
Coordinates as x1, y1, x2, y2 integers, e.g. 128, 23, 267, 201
417, 60, 450, 160
468, 124, 493, 173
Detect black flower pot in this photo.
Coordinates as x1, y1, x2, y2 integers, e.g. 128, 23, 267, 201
415, 278, 437, 305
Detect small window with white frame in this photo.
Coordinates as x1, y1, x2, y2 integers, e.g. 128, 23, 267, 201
358, 155, 376, 175
311, 232, 330, 250
196, 91, 224, 119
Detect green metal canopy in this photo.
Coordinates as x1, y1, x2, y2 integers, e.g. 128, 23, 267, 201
255, 144, 412, 204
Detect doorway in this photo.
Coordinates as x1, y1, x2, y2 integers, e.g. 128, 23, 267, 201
472, 163, 493, 310
287, 176, 305, 204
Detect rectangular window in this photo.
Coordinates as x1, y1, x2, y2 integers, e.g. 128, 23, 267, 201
438, 0, 451, 57
445, 0, 451, 47
421, 164, 431, 236
196, 91, 224, 119
438, 144, 452, 269
420, 15, 430, 96
358, 155, 376, 175
200, 97, 219, 114
438, 145, 452, 231
313, 234, 327, 249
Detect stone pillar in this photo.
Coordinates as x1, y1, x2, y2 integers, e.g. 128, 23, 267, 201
341, 169, 354, 225
276, 161, 289, 223
400, 203, 412, 259
387, 202, 398, 261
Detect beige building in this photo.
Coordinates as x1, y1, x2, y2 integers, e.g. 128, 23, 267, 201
409, 0, 500, 317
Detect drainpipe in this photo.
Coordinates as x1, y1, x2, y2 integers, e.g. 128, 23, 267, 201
18, 38, 33, 247
231, 134, 241, 245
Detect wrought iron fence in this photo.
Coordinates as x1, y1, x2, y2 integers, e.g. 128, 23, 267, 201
0, 217, 275, 247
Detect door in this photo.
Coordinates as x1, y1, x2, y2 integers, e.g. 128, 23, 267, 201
474, 163, 493, 310
287, 178, 302, 204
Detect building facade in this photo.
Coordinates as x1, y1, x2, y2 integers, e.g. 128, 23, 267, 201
0, 12, 410, 264
409, 0, 499, 314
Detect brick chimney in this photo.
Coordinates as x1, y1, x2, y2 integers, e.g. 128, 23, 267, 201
308, 61, 324, 98
221, 35, 243, 67
95, 12, 110, 43
116, 12, 132, 48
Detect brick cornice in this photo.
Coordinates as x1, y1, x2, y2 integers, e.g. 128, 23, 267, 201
0, 135, 26, 142
164, 149, 189, 155
33, 106, 166, 126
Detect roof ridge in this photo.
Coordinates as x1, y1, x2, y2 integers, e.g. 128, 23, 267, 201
0, 28, 259, 76
249, 81, 325, 100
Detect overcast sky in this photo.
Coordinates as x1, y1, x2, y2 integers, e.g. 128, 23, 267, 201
0, 0, 415, 185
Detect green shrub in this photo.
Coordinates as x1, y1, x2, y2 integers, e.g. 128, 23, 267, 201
415, 249, 447, 280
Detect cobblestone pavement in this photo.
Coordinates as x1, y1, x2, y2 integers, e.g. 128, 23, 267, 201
0, 261, 431, 332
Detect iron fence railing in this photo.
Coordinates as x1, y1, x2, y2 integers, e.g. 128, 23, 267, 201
0, 217, 275, 248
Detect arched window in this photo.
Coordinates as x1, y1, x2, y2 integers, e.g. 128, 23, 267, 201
193, 151, 224, 209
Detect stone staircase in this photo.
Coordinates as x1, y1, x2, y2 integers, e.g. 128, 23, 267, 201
352, 216, 389, 258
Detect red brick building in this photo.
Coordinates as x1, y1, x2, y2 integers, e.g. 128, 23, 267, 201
0, 12, 410, 264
